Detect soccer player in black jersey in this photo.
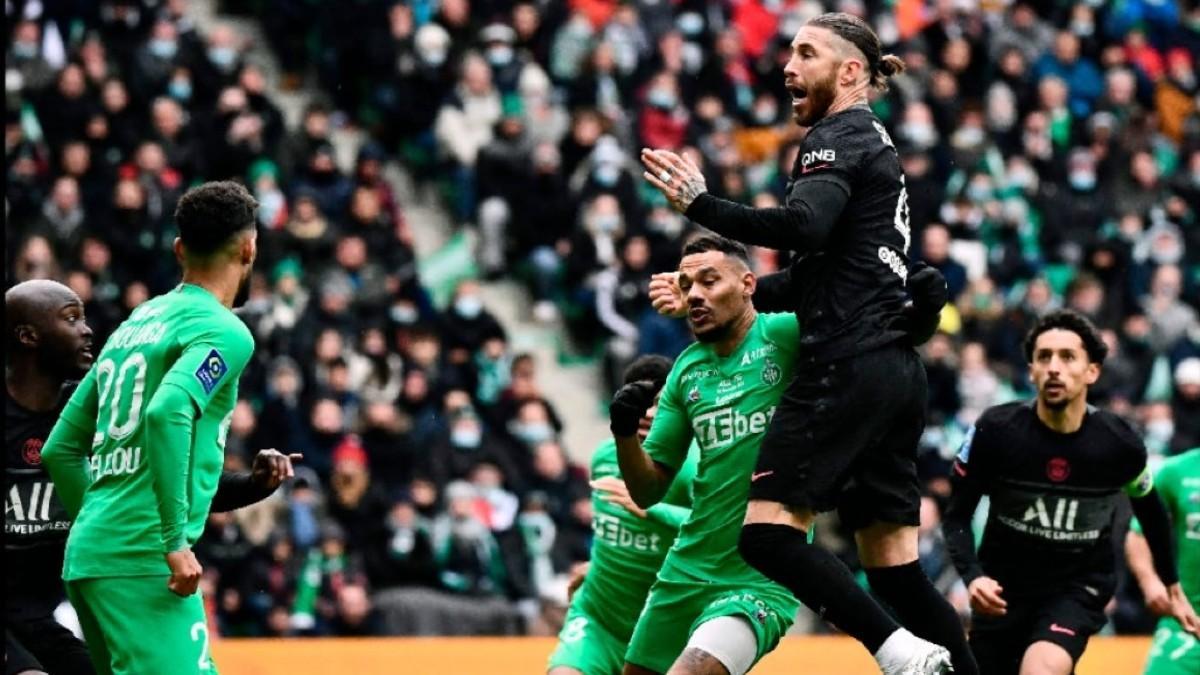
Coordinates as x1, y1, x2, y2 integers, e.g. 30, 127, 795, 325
642, 11, 967, 675
5, 280, 300, 675
943, 310, 1199, 675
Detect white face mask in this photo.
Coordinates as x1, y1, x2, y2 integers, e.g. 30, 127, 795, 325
454, 295, 483, 318
1145, 419, 1174, 443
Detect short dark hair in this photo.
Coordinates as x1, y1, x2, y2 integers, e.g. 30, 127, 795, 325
174, 181, 258, 257
807, 12, 905, 91
1023, 309, 1108, 365
622, 354, 673, 391
681, 232, 751, 267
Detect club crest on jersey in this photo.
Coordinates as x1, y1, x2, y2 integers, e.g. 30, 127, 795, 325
195, 349, 229, 395
22, 437, 43, 465
687, 386, 701, 403
1046, 457, 1071, 483
761, 358, 781, 386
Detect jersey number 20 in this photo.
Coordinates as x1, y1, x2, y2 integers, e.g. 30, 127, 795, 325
93, 354, 148, 443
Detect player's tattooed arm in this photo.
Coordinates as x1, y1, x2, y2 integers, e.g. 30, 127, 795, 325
641, 148, 708, 213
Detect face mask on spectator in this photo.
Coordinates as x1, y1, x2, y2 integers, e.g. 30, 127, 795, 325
455, 295, 483, 318
647, 88, 677, 110
952, 126, 984, 149
514, 422, 553, 445
1068, 171, 1096, 191
593, 164, 620, 186
591, 213, 620, 234
966, 183, 991, 203
208, 46, 238, 70
487, 45, 514, 67
451, 426, 482, 448
421, 49, 447, 67
12, 41, 37, 59
257, 189, 285, 227
1008, 167, 1036, 191
902, 123, 937, 148
390, 304, 419, 325
168, 79, 192, 101
1070, 20, 1094, 37
752, 104, 777, 125
649, 213, 683, 237
149, 39, 178, 59
1145, 419, 1174, 444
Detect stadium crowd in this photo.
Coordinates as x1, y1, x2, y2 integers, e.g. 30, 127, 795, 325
5, 0, 1199, 641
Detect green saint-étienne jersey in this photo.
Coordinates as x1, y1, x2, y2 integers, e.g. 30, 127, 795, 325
1134, 449, 1200, 610
572, 438, 699, 640
643, 311, 801, 609
49, 283, 253, 580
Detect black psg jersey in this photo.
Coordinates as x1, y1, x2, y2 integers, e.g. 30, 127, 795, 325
950, 401, 1148, 594
5, 383, 77, 602
780, 106, 912, 362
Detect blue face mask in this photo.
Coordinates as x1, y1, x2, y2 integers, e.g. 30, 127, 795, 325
208, 46, 237, 69
168, 79, 192, 101
455, 295, 483, 318
149, 39, 178, 59
451, 427, 482, 448
515, 423, 553, 445
1069, 171, 1096, 191
12, 42, 38, 59
647, 88, 677, 110
390, 304, 419, 325
487, 46, 514, 67
593, 164, 620, 187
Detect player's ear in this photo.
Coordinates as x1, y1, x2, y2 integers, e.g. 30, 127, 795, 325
241, 231, 257, 265
173, 237, 185, 264
744, 270, 757, 299
1084, 362, 1100, 386
15, 324, 38, 348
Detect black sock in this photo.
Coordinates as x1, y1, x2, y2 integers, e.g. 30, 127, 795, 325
867, 562, 980, 675
739, 523, 899, 653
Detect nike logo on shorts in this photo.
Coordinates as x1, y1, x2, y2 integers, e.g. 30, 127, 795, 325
751, 471, 775, 482
1049, 623, 1076, 636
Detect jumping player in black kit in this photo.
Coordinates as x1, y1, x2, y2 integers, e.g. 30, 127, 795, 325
642, 11, 970, 675
5, 279, 301, 675
943, 310, 1199, 675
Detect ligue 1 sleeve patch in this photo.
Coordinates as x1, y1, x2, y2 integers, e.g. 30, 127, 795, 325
195, 349, 229, 394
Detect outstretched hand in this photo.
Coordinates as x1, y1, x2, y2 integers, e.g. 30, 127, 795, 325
591, 476, 648, 519
641, 148, 707, 213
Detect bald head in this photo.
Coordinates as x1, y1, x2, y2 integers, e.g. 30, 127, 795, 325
6, 279, 93, 375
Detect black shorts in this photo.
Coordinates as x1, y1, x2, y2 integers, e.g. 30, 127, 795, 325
968, 580, 1111, 675
749, 343, 925, 530
5, 602, 94, 675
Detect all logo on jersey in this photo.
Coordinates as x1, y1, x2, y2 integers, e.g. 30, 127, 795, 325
761, 358, 781, 386
1046, 457, 1071, 483
801, 148, 836, 167
687, 386, 701, 403
22, 437, 43, 465
195, 349, 229, 395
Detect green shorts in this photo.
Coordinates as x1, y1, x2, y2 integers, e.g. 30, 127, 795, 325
1144, 617, 1199, 675
547, 604, 627, 675
65, 576, 216, 675
625, 579, 794, 673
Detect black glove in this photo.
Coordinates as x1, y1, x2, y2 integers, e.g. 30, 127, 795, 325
904, 262, 948, 347
610, 380, 658, 437
908, 262, 948, 311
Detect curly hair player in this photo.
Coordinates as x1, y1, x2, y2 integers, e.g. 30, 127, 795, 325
944, 309, 1199, 675
642, 12, 972, 675
40, 181, 279, 675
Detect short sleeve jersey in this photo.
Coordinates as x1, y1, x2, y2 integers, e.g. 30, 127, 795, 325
572, 439, 699, 640
781, 106, 911, 362
643, 312, 801, 610
57, 284, 254, 579
955, 401, 1150, 593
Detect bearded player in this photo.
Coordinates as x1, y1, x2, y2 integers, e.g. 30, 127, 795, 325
640, 13, 973, 673
41, 181, 265, 674
944, 310, 1198, 675
612, 234, 949, 675
548, 354, 699, 675
6, 278, 298, 675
